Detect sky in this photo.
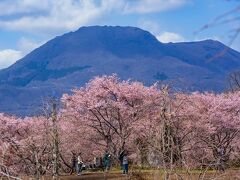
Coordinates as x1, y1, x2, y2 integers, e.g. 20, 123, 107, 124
0, 0, 239, 69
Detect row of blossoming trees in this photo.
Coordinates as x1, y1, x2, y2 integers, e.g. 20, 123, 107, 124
1, 75, 240, 177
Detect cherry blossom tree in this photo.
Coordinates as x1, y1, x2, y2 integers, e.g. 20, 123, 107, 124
0, 114, 52, 178
179, 91, 240, 170
61, 75, 161, 162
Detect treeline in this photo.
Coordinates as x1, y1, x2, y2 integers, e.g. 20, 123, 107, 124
1, 75, 240, 178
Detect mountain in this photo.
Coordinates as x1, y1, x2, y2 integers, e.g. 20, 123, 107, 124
0, 26, 240, 116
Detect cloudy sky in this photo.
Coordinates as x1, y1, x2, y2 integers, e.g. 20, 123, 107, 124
0, 0, 239, 69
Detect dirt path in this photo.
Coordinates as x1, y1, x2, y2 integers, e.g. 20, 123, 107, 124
30, 173, 129, 180
60, 173, 128, 180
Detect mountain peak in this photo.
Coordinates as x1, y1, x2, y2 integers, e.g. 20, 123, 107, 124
77, 25, 144, 31
73, 25, 160, 44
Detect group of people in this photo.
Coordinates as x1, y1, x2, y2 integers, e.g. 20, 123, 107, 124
70, 150, 129, 176
70, 153, 84, 176
102, 150, 129, 174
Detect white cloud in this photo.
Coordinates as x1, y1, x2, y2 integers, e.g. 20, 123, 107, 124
0, 0, 122, 35
0, 49, 23, 69
124, 0, 189, 14
0, 0, 189, 35
157, 32, 185, 43
0, 0, 50, 16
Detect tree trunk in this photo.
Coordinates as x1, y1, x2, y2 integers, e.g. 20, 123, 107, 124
52, 100, 59, 178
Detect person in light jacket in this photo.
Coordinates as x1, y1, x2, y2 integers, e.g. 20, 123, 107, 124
77, 153, 83, 175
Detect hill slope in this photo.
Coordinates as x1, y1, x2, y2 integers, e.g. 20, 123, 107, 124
0, 26, 240, 115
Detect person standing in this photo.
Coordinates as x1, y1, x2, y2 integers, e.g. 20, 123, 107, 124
217, 147, 225, 172
70, 153, 77, 175
118, 150, 125, 169
103, 151, 111, 172
77, 153, 83, 175
122, 152, 129, 174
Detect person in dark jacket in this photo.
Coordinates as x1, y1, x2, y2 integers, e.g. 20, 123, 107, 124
118, 150, 125, 169
103, 150, 111, 172
122, 151, 129, 174
70, 152, 77, 175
